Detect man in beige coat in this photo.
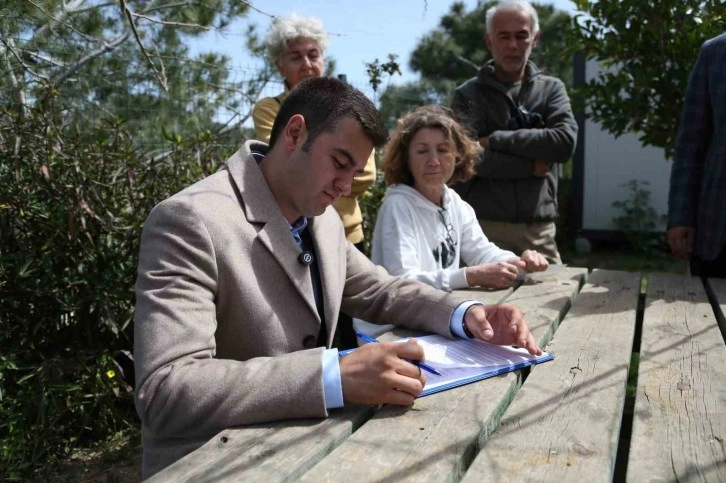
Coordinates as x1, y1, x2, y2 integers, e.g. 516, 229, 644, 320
134, 77, 541, 478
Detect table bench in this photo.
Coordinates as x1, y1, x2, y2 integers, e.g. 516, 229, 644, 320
150, 268, 726, 482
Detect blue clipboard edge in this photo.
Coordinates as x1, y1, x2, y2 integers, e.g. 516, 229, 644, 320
418, 352, 554, 397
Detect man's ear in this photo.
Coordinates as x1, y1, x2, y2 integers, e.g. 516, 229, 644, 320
532, 30, 541, 48
283, 114, 307, 152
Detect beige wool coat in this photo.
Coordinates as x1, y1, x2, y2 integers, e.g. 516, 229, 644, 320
133, 141, 466, 477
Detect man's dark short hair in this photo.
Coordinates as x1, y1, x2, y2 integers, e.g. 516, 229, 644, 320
268, 77, 388, 151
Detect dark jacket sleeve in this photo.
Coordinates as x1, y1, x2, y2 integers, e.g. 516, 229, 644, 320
476, 150, 535, 179
668, 42, 711, 228
488, 78, 577, 164
452, 88, 535, 180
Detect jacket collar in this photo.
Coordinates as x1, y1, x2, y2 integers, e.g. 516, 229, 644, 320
477, 59, 541, 87
224, 141, 339, 329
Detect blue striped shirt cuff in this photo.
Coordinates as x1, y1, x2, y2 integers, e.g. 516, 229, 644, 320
451, 301, 484, 339
322, 348, 344, 408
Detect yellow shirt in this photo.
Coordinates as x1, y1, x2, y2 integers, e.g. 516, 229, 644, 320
252, 90, 377, 244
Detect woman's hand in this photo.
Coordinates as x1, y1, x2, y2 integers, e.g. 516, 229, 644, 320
517, 250, 549, 273
465, 261, 522, 289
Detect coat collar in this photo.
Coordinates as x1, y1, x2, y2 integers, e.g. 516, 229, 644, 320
224, 141, 342, 338
478, 59, 541, 86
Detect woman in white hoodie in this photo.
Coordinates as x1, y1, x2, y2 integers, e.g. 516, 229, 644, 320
373, 105, 548, 290
355, 106, 548, 337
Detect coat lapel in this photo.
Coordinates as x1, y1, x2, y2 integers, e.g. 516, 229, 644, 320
225, 141, 319, 321
309, 214, 345, 347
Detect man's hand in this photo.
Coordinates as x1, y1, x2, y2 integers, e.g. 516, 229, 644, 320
516, 250, 548, 272
478, 136, 490, 149
667, 226, 694, 260
339, 339, 426, 406
464, 304, 542, 355
533, 160, 551, 177
466, 261, 523, 289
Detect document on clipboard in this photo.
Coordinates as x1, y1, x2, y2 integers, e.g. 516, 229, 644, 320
408, 334, 554, 397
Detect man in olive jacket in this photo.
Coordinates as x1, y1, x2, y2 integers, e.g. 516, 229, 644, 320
451, 0, 577, 263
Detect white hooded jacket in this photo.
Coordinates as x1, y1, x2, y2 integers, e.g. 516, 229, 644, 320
354, 184, 516, 338
370, 183, 516, 291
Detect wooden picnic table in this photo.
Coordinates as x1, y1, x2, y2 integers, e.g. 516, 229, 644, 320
150, 268, 726, 482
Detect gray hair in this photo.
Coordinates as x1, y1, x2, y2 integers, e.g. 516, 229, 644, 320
265, 14, 329, 63
485, 0, 540, 34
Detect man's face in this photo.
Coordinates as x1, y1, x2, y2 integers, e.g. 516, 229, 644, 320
280, 116, 373, 222
485, 8, 540, 82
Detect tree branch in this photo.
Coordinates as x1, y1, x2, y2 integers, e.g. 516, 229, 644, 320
63, 1, 117, 14
51, 31, 130, 87
0, 35, 49, 82
26, 51, 67, 68
1, 39, 29, 119
119, 0, 168, 91
240, 1, 277, 19
456, 55, 480, 72
129, 11, 215, 32
140, 1, 194, 16
28, 0, 110, 44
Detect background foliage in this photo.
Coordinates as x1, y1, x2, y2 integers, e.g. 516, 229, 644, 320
568, 0, 725, 157
0, 1, 259, 478
0, 97, 232, 478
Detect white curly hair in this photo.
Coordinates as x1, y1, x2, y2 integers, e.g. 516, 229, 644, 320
265, 14, 329, 63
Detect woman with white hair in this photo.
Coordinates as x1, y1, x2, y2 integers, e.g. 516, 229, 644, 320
253, 15, 329, 141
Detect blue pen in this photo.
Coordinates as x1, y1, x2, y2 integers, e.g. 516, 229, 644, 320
355, 331, 442, 376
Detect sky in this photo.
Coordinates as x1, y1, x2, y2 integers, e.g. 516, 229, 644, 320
188, 0, 577, 97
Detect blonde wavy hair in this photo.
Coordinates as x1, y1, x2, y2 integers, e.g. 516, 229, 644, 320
382, 105, 480, 187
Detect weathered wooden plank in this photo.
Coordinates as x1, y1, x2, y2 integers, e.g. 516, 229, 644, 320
299, 268, 587, 483
462, 269, 641, 483
147, 405, 375, 482
627, 274, 726, 482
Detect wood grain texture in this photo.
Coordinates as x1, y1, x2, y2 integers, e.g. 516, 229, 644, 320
298, 268, 586, 482
462, 270, 641, 483
627, 274, 726, 482
146, 405, 375, 482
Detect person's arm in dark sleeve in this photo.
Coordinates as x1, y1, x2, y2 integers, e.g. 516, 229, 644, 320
668, 43, 711, 229
488, 78, 578, 164
452, 88, 538, 180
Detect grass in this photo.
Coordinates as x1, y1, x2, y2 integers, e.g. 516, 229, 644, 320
560, 239, 688, 275
32, 429, 141, 483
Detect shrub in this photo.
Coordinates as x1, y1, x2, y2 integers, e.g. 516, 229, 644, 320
611, 180, 667, 253
358, 168, 387, 257
0, 91, 232, 478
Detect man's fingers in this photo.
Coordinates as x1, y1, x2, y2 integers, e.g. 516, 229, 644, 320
393, 339, 425, 361
386, 370, 425, 398
466, 307, 494, 340
515, 323, 542, 355
385, 389, 417, 406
